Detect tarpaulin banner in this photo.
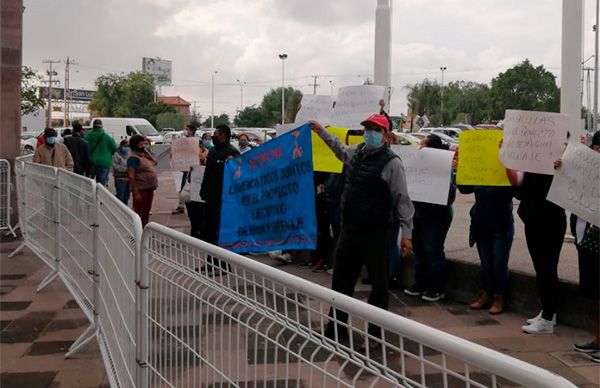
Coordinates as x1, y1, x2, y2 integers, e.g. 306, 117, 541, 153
219, 123, 317, 253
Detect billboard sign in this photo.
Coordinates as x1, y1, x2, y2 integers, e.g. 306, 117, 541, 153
142, 57, 172, 86
39, 87, 95, 102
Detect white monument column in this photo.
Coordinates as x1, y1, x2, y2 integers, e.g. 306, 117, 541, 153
374, 0, 392, 107
561, 0, 583, 141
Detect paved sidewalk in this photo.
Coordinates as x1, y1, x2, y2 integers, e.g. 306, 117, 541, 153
0, 172, 597, 387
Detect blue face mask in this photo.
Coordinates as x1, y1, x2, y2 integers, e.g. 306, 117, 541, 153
203, 140, 212, 148
363, 130, 383, 148
121, 147, 130, 154
46, 136, 57, 145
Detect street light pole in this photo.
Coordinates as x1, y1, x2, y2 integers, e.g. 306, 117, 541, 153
440, 66, 447, 126
279, 53, 288, 124
594, 0, 599, 132
236, 79, 245, 111
211, 70, 217, 129
329, 80, 334, 97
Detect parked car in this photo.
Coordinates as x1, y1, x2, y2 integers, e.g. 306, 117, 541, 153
392, 131, 420, 147
21, 132, 38, 152
161, 127, 176, 133
431, 127, 461, 140
163, 131, 185, 143
415, 132, 458, 151
475, 124, 502, 130
451, 123, 474, 131
90, 117, 165, 144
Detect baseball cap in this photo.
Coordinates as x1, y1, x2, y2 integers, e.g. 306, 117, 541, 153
92, 119, 103, 128
360, 114, 389, 131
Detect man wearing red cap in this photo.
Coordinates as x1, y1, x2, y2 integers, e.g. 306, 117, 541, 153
310, 115, 414, 348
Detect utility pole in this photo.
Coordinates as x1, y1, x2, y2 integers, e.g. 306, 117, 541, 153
43, 59, 61, 128
211, 70, 217, 128
63, 57, 76, 126
594, 0, 599, 132
236, 79, 245, 111
329, 80, 334, 97
440, 66, 447, 126
311, 75, 320, 94
279, 53, 287, 124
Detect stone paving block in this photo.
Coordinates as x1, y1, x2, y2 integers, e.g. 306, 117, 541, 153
0, 300, 31, 311
545, 366, 596, 386
570, 365, 600, 386
25, 340, 73, 356
50, 358, 107, 388
0, 371, 57, 388
551, 351, 599, 367
506, 351, 566, 368
1, 311, 54, 343
0, 343, 30, 370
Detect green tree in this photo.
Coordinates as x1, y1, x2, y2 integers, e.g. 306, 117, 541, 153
89, 71, 175, 127
21, 66, 45, 116
260, 87, 302, 126
234, 105, 270, 127
489, 59, 560, 119
156, 112, 185, 131
202, 113, 231, 128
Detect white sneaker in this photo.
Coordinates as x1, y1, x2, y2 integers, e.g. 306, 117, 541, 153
526, 311, 557, 326
522, 318, 554, 334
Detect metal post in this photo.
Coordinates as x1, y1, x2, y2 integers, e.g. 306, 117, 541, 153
595, 0, 599, 132
236, 79, 244, 111
211, 71, 217, 128
561, 0, 584, 140
43, 59, 60, 128
440, 66, 447, 126
279, 54, 287, 124
329, 80, 334, 97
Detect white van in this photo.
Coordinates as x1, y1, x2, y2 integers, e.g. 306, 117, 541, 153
92, 117, 165, 145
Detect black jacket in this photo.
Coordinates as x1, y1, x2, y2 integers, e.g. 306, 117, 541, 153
63, 134, 91, 175
200, 141, 239, 205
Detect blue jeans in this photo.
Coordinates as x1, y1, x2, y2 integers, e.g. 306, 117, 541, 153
412, 211, 452, 293
115, 180, 131, 205
92, 166, 110, 186
476, 226, 514, 296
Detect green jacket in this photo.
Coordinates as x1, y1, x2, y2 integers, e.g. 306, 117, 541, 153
84, 128, 117, 168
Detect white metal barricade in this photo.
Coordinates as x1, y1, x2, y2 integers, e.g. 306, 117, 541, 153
96, 185, 142, 388
9, 155, 34, 257
22, 162, 59, 288
0, 159, 17, 237
140, 223, 575, 388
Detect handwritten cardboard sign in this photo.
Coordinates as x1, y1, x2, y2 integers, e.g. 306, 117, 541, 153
392, 145, 454, 205
547, 143, 600, 226
294, 95, 334, 125
456, 130, 510, 186
170, 137, 200, 171
499, 109, 569, 175
331, 85, 385, 128
312, 127, 348, 173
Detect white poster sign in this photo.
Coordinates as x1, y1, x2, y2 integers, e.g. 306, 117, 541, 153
142, 57, 172, 86
275, 123, 302, 137
391, 145, 454, 205
170, 138, 200, 171
499, 109, 569, 175
189, 165, 206, 203
547, 143, 600, 226
331, 85, 385, 128
294, 95, 334, 125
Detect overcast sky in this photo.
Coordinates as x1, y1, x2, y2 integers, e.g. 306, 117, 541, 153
22, 0, 598, 120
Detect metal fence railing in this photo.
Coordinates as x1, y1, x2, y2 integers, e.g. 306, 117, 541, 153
11, 161, 577, 388
0, 159, 17, 237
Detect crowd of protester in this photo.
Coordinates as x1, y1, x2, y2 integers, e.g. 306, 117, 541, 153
30, 113, 600, 362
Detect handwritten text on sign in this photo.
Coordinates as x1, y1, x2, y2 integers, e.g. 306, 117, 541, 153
219, 123, 317, 253
294, 95, 334, 125
499, 109, 568, 175
547, 143, 600, 226
331, 85, 384, 128
391, 145, 454, 205
170, 137, 200, 171
456, 130, 510, 186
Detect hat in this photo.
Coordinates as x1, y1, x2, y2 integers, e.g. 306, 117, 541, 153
361, 114, 389, 131
44, 127, 56, 136
92, 119, 103, 128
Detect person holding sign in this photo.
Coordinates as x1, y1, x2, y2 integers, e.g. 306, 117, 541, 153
310, 115, 414, 348
506, 133, 568, 335
127, 135, 158, 227
404, 135, 455, 303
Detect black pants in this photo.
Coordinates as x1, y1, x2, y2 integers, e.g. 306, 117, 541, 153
328, 227, 389, 337
185, 201, 205, 239
311, 193, 332, 262
523, 213, 566, 320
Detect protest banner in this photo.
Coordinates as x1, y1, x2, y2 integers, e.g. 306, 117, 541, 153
392, 145, 454, 205
312, 127, 348, 173
188, 165, 206, 203
331, 85, 385, 128
547, 142, 600, 226
456, 130, 511, 186
294, 95, 334, 125
499, 109, 569, 175
219, 123, 317, 253
170, 137, 200, 171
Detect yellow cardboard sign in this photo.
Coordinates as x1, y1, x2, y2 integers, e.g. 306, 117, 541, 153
312, 127, 348, 173
456, 130, 511, 186
348, 133, 364, 146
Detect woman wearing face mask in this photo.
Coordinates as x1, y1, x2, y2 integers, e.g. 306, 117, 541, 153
33, 127, 74, 171
127, 135, 158, 226
404, 134, 455, 302
238, 133, 252, 154
112, 139, 131, 204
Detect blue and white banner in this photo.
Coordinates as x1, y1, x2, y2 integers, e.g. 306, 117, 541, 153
219, 123, 317, 253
